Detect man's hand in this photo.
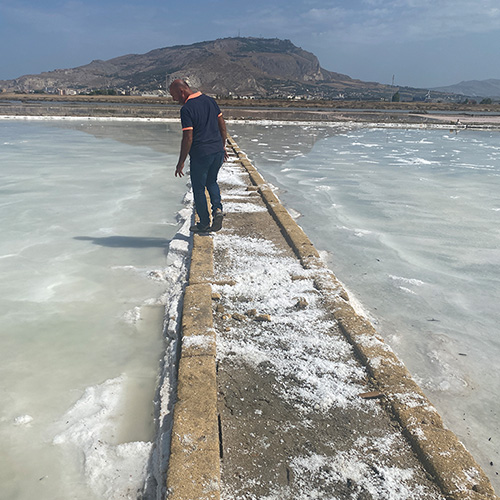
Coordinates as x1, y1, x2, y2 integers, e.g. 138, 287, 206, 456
175, 163, 185, 177
223, 148, 229, 162
174, 130, 192, 177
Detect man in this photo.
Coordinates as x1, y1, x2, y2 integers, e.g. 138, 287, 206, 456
169, 79, 228, 233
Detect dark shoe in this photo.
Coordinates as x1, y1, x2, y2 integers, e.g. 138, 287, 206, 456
189, 223, 210, 233
210, 209, 224, 232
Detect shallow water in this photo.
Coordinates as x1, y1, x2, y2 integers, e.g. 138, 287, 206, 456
2, 118, 499, 497
0, 119, 186, 499
230, 123, 500, 492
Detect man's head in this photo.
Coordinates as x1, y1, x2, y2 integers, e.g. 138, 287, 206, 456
169, 79, 192, 104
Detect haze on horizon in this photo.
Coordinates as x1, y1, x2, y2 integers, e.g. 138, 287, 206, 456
0, 0, 499, 89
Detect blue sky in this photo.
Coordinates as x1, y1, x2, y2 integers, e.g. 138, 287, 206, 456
1, 0, 500, 88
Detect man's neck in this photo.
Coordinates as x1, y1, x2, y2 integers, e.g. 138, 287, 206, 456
184, 91, 202, 103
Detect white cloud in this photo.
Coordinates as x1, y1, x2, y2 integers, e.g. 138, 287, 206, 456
296, 0, 500, 45
302, 7, 350, 23
2, 0, 499, 85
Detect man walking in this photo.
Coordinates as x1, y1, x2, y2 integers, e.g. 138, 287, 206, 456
169, 79, 227, 233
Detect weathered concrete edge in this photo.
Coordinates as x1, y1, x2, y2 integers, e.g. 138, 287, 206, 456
227, 135, 498, 500
165, 233, 220, 500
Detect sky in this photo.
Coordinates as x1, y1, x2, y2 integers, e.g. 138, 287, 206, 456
1, 0, 500, 89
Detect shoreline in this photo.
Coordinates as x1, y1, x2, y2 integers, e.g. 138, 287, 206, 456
2, 113, 500, 132
2, 92, 500, 111
2, 97, 500, 129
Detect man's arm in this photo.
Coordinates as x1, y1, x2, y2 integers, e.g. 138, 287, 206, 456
175, 129, 193, 177
218, 114, 228, 161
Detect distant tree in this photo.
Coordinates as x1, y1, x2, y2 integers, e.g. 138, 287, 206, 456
480, 98, 492, 104
391, 91, 400, 102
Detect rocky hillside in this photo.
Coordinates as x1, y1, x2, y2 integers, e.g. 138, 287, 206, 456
0, 37, 397, 99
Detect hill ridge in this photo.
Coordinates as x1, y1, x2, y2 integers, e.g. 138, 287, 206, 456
0, 37, 458, 101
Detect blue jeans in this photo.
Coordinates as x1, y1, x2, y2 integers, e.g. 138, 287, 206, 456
189, 151, 224, 227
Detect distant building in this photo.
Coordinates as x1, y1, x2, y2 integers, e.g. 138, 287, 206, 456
58, 88, 77, 96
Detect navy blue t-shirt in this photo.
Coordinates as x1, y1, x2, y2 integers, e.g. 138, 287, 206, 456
180, 92, 224, 159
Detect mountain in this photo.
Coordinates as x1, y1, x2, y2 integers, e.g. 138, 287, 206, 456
0, 37, 396, 100
431, 79, 500, 99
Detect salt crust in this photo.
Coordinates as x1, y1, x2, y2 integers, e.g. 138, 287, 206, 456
219, 165, 248, 187
51, 196, 193, 500
225, 435, 445, 499
150, 198, 193, 500
394, 391, 437, 411
0, 115, 472, 132
13, 414, 33, 426
52, 376, 153, 500
0, 115, 178, 123
284, 448, 437, 500
214, 231, 370, 414
223, 201, 267, 213
215, 161, 372, 413
216, 157, 448, 500
182, 333, 215, 349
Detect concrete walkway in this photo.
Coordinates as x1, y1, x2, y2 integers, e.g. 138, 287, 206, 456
165, 138, 497, 500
